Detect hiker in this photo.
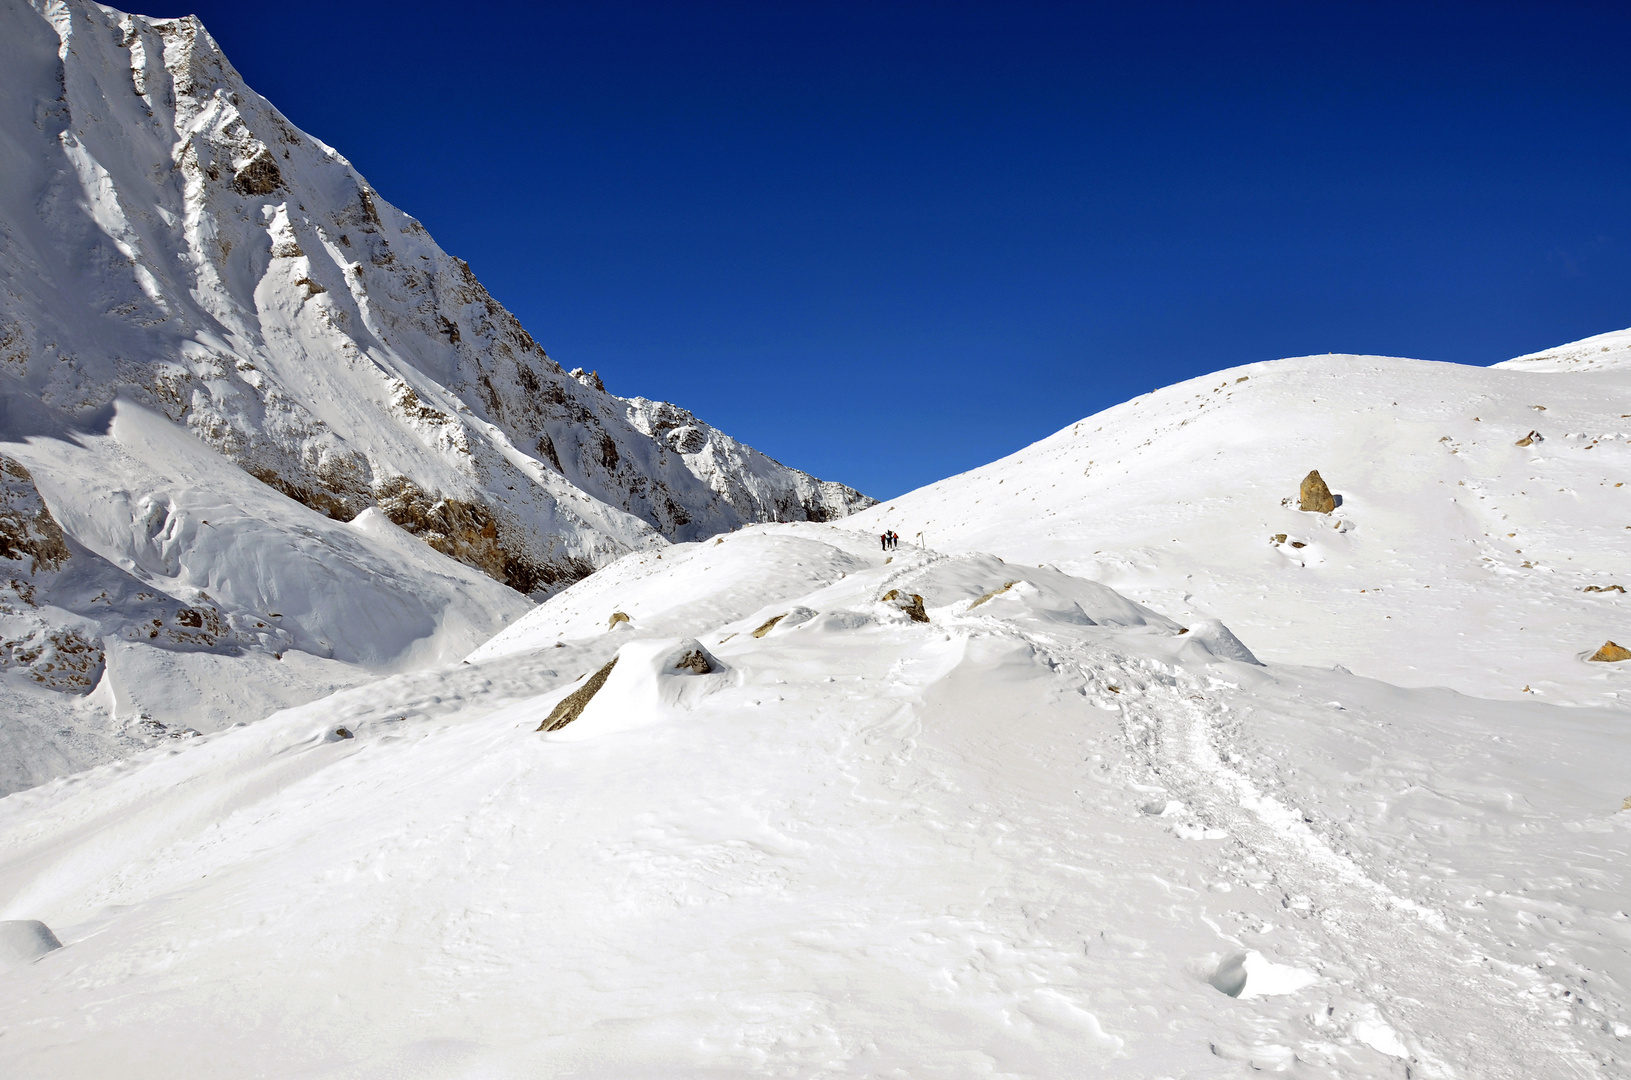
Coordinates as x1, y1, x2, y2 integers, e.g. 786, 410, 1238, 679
880, 532, 889, 551
889, 531, 898, 549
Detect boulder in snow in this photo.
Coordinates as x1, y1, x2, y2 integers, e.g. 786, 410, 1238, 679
541, 638, 729, 740
1588, 641, 1631, 662
879, 590, 929, 623
1298, 470, 1336, 514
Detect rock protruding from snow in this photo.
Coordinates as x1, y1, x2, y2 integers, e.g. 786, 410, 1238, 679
540, 638, 728, 740
537, 657, 619, 732
1589, 641, 1631, 663
1298, 470, 1336, 514
879, 590, 930, 623
0, 920, 62, 970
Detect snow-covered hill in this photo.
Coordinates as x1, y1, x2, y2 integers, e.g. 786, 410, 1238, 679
1, 3, 1628, 1070
0, 524, 1624, 1076
0, 0, 870, 791
850, 334, 1631, 708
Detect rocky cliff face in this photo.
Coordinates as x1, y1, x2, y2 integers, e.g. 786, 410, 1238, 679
0, 0, 871, 791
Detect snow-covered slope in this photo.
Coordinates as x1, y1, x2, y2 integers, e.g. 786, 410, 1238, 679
0, 525, 1623, 1076
1499, 326, 1631, 372
0, 0, 870, 791
850, 348, 1631, 707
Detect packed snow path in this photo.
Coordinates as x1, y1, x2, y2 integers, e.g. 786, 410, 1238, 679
1, 527, 1624, 1077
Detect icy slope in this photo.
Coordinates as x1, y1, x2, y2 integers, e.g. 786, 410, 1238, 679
0, 0, 869, 790
851, 347, 1631, 706
0, 525, 1623, 1077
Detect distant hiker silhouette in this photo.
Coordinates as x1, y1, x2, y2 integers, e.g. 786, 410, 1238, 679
880, 533, 889, 551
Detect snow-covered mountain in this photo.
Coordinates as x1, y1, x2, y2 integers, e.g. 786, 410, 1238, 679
0, 0, 870, 791
1, 315, 1627, 1071
2, 4, 1628, 1072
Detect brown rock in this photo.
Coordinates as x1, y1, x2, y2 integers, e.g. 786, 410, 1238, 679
607, 611, 630, 630
1298, 470, 1335, 514
537, 657, 618, 732
231, 148, 284, 196
880, 589, 929, 623
0, 456, 71, 574
672, 648, 713, 674
751, 614, 785, 638
1589, 641, 1631, 662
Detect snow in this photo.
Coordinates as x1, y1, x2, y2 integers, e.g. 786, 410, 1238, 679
849, 352, 1631, 708
1499, 327, 1631, 372
0, 0, 871, 793
0, 921, 60, 971
0, 2, 1628, 1074
1, 516, 1627, 1075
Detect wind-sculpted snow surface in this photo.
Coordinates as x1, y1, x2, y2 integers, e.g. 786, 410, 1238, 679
0, 525, 1623, 1076
0, 0, 868, 789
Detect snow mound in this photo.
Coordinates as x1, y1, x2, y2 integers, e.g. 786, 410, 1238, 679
536, 637, 729, 741
0, 920, 61, 970
1183, 619, 1262, 665
1, 517, 1627, 1074
1207, 950, 1318, 999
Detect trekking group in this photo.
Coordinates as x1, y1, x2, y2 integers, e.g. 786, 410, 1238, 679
880, 530, 900, 550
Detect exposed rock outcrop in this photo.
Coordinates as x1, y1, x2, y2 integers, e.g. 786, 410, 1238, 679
0, 458, 70, 574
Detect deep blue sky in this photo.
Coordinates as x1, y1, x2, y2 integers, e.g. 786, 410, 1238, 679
181, 0, 1631, 499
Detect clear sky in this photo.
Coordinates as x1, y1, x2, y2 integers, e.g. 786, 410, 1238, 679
179, 0, 1631, 499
